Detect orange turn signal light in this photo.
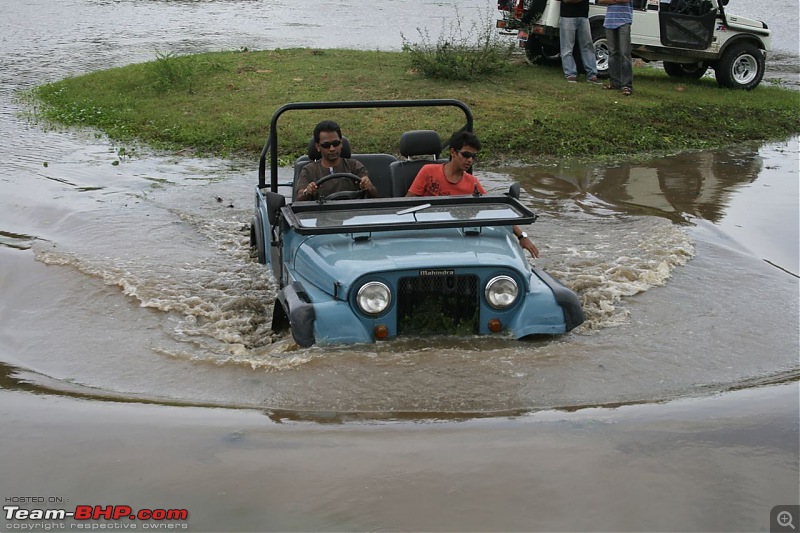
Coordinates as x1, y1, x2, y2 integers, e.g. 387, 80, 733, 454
488, 319, 502, 333
374, 325, 389, 340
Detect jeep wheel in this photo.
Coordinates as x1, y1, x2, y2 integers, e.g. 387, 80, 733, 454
715, 42, 764, 90
525, 35, 561, 66
663, 61, 709, 79
252, 214, 266, 265
592, 28, 610, 78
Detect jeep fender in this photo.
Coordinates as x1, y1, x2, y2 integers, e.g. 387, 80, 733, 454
715, 34, 767, 62
273, 282, 316, 347
531, 267, 585, 332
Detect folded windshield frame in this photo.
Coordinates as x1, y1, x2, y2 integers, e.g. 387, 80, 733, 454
281, 195, 536, 235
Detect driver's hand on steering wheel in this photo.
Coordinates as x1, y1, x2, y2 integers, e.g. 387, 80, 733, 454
303, 181, 318, 197
359, 176, 374, 192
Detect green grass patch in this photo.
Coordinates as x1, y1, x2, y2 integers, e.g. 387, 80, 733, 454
28, 48, 800, 162
401, 5, 515, 81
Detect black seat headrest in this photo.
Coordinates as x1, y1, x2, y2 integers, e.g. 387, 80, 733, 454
399, 130, 442, 158
307, 136, 351, 160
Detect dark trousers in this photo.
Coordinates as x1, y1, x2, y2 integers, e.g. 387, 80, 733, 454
606, 23, 633, 88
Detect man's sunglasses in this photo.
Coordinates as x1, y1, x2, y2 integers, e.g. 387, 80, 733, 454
457, 150, 478, 160
319, 140, 342, 149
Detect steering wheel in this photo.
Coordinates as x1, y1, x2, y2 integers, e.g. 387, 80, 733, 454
314, 172, 367, 201
669, 0, 706, 15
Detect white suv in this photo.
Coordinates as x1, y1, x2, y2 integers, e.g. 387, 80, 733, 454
497, 0, 771, 90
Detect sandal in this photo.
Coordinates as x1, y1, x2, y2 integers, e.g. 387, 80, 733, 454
603, 84, 620, 90
622, 86, 633, 96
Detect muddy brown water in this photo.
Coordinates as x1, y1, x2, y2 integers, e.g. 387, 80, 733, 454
0, 0, 797, 531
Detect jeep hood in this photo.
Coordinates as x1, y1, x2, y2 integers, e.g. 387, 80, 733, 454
726, 14, 768, 30
290, 227, 529, 296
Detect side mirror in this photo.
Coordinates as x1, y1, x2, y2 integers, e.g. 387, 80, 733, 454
507, 182, 521, 200
265, 191, 286, 225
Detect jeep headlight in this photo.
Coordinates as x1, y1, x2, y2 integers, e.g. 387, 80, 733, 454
357, 281, 391, 315
485, 275, 518, 309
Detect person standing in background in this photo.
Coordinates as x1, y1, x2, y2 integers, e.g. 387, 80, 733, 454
598, 0, 634, 95
559, 0, 602, 84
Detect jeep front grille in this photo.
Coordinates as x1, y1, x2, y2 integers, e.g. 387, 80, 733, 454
397, 274, 479, 336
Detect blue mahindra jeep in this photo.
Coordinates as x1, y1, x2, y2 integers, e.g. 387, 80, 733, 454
251, 99, 584, 347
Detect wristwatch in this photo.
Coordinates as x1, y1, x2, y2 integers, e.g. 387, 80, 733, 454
517, 232, 528, 240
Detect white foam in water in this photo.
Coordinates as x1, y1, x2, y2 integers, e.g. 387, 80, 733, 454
35, 209, 695, 370
541, 217, 695, 331
35, 231, 282, 365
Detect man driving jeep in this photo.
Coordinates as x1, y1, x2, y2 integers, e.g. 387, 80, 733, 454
295, 120, 379, 201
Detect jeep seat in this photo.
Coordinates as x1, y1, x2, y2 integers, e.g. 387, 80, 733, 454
350, 153, 397, 198
389, 130, 444, 197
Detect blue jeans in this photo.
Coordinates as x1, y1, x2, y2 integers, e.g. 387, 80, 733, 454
606, 23, 633, 88
560, 16, 598, 78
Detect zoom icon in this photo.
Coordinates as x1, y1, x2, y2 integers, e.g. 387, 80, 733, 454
772, 506, 800, 532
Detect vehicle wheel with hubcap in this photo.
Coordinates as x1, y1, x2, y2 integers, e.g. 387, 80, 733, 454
525, 35, 561, 66
663, 60, 709, 79
591, 27, 610, 78
714, 42, 764, 90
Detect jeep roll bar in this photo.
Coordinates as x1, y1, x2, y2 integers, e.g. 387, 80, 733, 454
258, 99, 475, 192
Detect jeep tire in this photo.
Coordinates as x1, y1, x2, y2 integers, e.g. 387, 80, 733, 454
663, 61, 709, 79
714, 42, 765, 90
525, 35, 561, 66
252, 214, 266, 265
590, 26, 610, 78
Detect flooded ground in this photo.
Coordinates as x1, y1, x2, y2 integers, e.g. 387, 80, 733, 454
2, 140, 797, 414
0, 0, 798, 531
1, 383, 797, 532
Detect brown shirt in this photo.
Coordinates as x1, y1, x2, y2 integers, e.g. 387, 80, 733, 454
295, 159, 368, 198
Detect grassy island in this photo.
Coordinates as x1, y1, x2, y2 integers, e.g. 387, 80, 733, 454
29, 48, 800, 163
